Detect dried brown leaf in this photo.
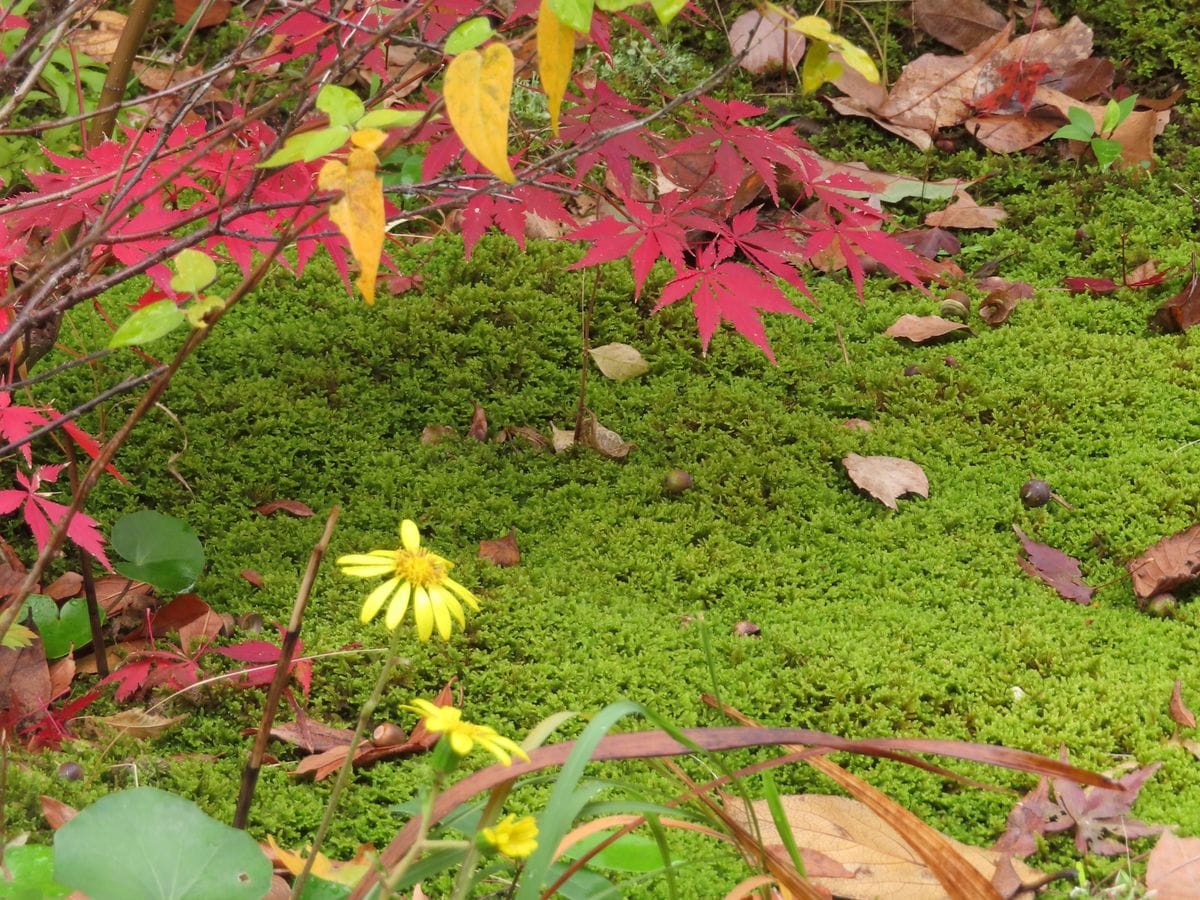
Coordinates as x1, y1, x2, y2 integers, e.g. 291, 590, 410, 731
1014, 526, 1093, 604
468, 403, 489, 442
40, 795, 79, 830
91, 707, 188, 739
240, 569, 265, 589
1127, 523, 1200, 600
1170, 680, 1196, 730
728, 8, 805, 74
254, 499, 315, 517
912, 0, 1007, 52
420, 425, 456, 444
575, 413, 633, 459
884, 314, 969, 343
1147, 831, 1200, 899
733, 620, 761, 637
67, 10, 126, 63
45, 572, 83, 601
976, 279, 1033, 325
843, 454, 929, 510
1151, 267, 1200, 333
924, 191, 1007, 229
0, 640, 50, 721
478, 529, 520, 567
48, 655, 75, 699
174, 0, 231, 27
550, 424, 576, 453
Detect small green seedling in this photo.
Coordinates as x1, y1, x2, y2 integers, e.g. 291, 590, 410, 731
1051, 94, 1138, 171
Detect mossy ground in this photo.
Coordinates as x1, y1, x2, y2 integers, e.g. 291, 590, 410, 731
7, 0, 1200, 895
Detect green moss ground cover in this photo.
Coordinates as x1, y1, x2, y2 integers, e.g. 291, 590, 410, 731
7, 0, 1200, 892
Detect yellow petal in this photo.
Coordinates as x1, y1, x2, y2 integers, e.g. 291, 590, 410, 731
361, 577, 399, 622
384, 581, 412, 630
444, 576, 480, 610
443, 43, 516, 183
412, 585, 433, 641
537, 0, 575, 136
324, 145, 384, 304
400, 519, 421, 552
449, 728, 474, 756
340, 563, 396, 577
436, 585, 466, 628
430, 586, 453, 640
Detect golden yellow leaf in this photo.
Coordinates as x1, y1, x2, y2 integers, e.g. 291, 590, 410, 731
537, 0, 575, 136
444, 43, 517, 183
318, 146, 385, 304
266, 836, 371, 886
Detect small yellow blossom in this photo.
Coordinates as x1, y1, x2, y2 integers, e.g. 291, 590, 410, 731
337, 520, 479, 640
482, 814, 539, 859
403, 698, 530, 765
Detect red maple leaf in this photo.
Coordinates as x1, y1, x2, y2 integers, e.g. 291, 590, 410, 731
557, 81, 659, 192
0, 465, 110, 567
974, 60, 1051, 115
211, 637, 313, 696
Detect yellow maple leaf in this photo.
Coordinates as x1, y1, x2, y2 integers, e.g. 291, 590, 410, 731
537, 0, 575, 136
318, 130, 385, 304
444, 43, 516, 183
1, 622, 35, 649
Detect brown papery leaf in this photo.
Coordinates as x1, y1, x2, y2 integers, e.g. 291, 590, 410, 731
67, 10, 126, 63
728, 8, 805, 74
733, 620, 761, 637
577, 413, 632, 459
240, 569, 265, 589
1170, 680, 1197, 730
91, 708, 188, 739
1127, 523, 1200, 600
924, 191, 1007, 229
479, 529, 520, 567
40, 795, 79, 830
843, 454, 929, 510
728, 795, 1042, 899
420, 424, 456, 445
254, 499, 315, 517
48, 656, 75, 699
1014, 526, 1093, 604
884, 314, 969, 343
0, 640, 51, 720
45, 572, 83, 600
912, 0, 1007, 52
174, 0, 231, 27
468, 403, 488, 441
1151, 265, 1200, 333
1146, 831, 1200, 899
977, 278, 1034, 326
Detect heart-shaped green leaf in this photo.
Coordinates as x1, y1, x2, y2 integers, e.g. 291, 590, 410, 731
111, 511, 205, 595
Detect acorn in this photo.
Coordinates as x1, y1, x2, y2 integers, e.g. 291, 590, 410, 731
57, 761, 83, 781
371, 723, 406, 747
939, 293, 970, 321
1020, 479, 1052, 508
663, 469, 693, 495
1143, 593, 1178, 618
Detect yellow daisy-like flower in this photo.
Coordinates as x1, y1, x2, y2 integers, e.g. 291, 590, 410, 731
336, 519, 480, 640
482, 814, 539, 859
403, 699, 530, 766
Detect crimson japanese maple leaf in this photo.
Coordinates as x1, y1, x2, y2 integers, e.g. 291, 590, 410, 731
974, 60, 1051, 115
102, 647, 203, 702
801, 209, 927, 296
653, 244, 809, 362
0, 465, 110, 567
679, 206, 810, 293
211, 637, 313, 696
253, 0, 414, 77
557, 80, 659, 192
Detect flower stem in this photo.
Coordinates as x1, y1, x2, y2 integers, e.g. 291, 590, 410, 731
382, 777, 441, 894
291, 628, 406, 899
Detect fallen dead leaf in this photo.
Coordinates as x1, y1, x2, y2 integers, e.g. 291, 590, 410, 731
386, 273, 424, 295
551, 424, 576, 453
0, 640, 50, 721
729, 795, 1042, 899
48, 655, 75, 699
807, 158, 965, 205
91, 575, 154, 616
894, 227, 961, 259
843, 454, 929, 510
420, 425, 456, 444
733, 620, 761, 637
924, 190, 1007, 229
1127, 523, 1200, 600
270, 713, 355, 754
90, 707, 188, 739
977, 277, 1035, 325
478, 529, 520, 566
1170, 680, 1196, 730
45, 572, 83, 601
174, 0, 231, 27
40, 795, 79, 829
254, 499, 315, 517
1151, 264, 1200, 333
589, 342, 649, 381
468, 403, 489, 441
495, 426, 549, 450
240, 569, 265, 589
67, 10, 126, 63
728, 8, 805, 74
842, 418, 874, 432
912, 0, 1007, 52
884, 314, 969, 343
1014, 526, 1093, 605
1147, 831, 1200, 899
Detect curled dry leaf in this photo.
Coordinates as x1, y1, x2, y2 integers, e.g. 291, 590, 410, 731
913, 0, 1007, 52
468, 403, 489, 441
240, 569, 264, 589
977, 278, 1034, 325
733, 620, 761, 637
90, 708, 188, 739
550, 424, 576, 453
924, 191, 1007, 229
1014, 526, 1093, 604
842, 454, 929, 510
67, 10, 127, 63
842, 418, 874, 432
728, 8, 805, 74
1146, 831, 1200, 899
254, 499, 315, 517
478, 529, 520, 567
884, 314, 969, 343
1127, 523, 1200, 600
588, 342, 650, 381
174, 0, 232, 27
571, 413, 632, 459
1151, 264, 1200, 333
1170, 680, 1196, 730
420, 425, 456, 444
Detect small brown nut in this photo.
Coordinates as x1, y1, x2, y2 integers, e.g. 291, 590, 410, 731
371, 723, 407, 747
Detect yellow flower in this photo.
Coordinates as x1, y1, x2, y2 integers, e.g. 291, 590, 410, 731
337, 519, 480, 640
482, 814, 539, 859
403, 699, 530, 765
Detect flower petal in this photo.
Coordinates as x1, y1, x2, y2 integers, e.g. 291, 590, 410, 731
337, 552, 395, 566
444, 576, 480, 610
412, 585, 433, 641
430, 586, 453, 640
401, 519, 421, 552
385, 581, 412, 630
361, 577, 399, 623
340, 564, 396, 577
435, 585, 466, 629
449, 728, 474, 756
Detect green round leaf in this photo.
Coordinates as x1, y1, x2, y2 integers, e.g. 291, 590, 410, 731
444, 17, 496, 54
547, 0, 594, 33
1092, 138, 1123, 171
316, 85, 365, 128
54, 787, 271, 900
0, 844, 70, 899
108, 300, 186, 349
169, 249, 217, 294
561, 832, 668, 872
111, 511, 205, 595
185, 295, 226, 328
649, 0, 686, 24
259, 126, 352, 168
22, 594, 101, 659
355, 108, 425, 130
